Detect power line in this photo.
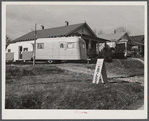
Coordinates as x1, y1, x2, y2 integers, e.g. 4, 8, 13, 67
21, 5, 32, 22
21, 5, 35, 31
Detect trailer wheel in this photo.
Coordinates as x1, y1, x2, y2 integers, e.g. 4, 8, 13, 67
47, 60, 54, 64
55, 60, 61, 64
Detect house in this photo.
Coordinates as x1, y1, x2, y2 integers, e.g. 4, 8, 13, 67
98, 32, 133, 57
11, 22, 109, 54
130, 35, 144, 57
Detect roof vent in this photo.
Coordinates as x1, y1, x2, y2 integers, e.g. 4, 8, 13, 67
65, 21, 69, 26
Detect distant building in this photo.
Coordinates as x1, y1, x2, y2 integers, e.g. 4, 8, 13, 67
130, 35, 144, 56
98, 32, 133, 56
11, 22, 109, 53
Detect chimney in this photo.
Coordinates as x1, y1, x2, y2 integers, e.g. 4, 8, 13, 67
65, 21, 69, 26
41, 25, 44, 30
114, 30, 116, 34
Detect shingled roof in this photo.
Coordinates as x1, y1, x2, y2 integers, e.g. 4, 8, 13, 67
130, 35, 144, 44
98, 32, 127, 42
11, 23, 98, 43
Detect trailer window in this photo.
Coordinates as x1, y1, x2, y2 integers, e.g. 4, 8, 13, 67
60, 43, 64, 48
24, 48, 28, 51
37, 43, 44, 49
67, 42, 74, 49
82, 43, 85, 49
8, 49, 11, 52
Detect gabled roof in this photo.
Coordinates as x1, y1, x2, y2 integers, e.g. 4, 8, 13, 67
98, 32, 127, 42
11, 23, 97, 43
130, 35, 144, 44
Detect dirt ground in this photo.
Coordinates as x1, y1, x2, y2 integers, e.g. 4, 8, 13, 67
56, 63, 144, 86
55, 59, 144, 110
6, 58, 144, 109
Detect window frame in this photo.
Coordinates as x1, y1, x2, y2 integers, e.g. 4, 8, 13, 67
67, 42, 75, 49
37, 43, 44, 49
24, 48, 28, 51
8, 49, 11, 52
60, 43, 64, 49
82, 43, 85, 49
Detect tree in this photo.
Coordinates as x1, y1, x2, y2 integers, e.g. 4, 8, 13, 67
115, 27, 131, 35
93, 29, 97, 35
87, 48, 97, 59
97, 29, 105, 35
6, 35, 11, 48
93, 29, 105, 36
100, 44, 115, 62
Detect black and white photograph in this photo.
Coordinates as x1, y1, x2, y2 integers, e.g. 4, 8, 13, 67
2, 1, 147, 119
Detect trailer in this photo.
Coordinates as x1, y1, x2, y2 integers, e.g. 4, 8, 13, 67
6, 36, 87, 63
6, 42, 33, 62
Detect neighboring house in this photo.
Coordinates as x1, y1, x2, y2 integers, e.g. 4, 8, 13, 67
11, 22, 109, 54
130, 35, 144, 56
98, 32, 133, 56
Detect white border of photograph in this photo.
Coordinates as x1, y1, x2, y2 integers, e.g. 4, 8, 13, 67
2, 1, 148, 119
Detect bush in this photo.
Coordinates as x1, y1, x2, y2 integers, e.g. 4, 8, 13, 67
87, 48, 97, 59
87, 45, 115, 62
100, 44, 115, 62
97, 51, 103, 58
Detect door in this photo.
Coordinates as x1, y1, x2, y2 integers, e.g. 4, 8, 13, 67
80, 42, 87, 60
18, 46, 23, 59
59, 41, 66, 59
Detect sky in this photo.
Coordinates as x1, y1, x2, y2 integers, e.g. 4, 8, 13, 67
6, 3, 145, 40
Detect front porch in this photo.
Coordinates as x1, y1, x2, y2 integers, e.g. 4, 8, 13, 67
80, 34, 109, 54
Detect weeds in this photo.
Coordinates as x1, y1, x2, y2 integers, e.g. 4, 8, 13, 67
5, 82, 144, 109
5, 61, 144, 109
6, 66, 64, 80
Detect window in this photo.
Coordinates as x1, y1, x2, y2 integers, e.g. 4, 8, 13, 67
37, 43, 44, 49
82, 43, 85, 49
67, 42, 74, 49
60, 43, 64, 48
24, 48, 28, 51
8, 49, 11, 52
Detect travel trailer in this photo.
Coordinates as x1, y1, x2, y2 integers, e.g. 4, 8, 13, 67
6, 36, 87, 63
6, 42, 33, 62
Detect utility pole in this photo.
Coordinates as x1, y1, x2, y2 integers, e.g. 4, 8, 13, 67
33, 23, 37, 66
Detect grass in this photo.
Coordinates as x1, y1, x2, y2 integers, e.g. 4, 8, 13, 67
71, 59, 144, 77
5, 62, 144, 109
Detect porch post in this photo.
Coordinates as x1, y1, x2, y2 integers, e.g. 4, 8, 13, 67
125, 42, 127, 57
97, 42, 99, 54
88, 39, 92, 50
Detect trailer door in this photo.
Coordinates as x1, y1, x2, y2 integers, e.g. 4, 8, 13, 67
80, 42, 87, 60
59, 41, 66, 59
18, 46, 23, 59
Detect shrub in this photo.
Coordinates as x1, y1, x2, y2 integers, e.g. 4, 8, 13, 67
101, 44, 115, 62
87, 48, 97, 59
97, 51, 103, 58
